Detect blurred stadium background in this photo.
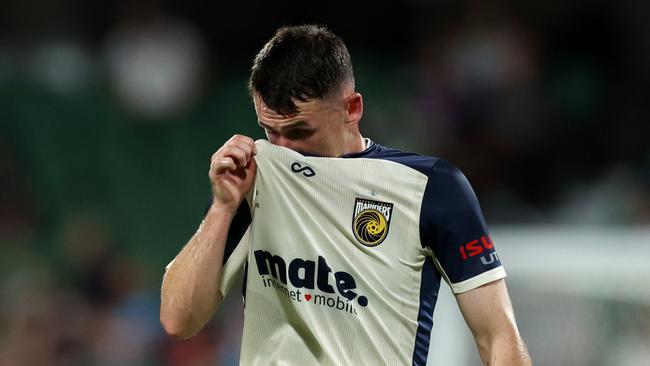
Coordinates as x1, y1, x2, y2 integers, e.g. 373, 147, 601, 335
1, 0, 649, 365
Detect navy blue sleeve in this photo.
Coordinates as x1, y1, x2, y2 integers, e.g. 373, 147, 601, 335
419, 160, 502, 284
203, 198, 252, 265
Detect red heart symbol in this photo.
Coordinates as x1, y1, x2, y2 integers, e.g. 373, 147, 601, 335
305, 294, 312, 301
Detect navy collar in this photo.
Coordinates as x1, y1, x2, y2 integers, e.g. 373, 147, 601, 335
294, 138, 378, 158
340, 138, 377, 158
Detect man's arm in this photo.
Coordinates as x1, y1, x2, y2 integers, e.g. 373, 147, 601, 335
456, 279, 532, 366
160, 135, 256, 339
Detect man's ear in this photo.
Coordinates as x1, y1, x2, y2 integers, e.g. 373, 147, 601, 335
346, 92, 363, 127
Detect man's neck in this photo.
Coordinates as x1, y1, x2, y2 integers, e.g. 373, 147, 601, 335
340, 133, 366, 157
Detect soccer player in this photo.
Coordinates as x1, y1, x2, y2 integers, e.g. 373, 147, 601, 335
160, 25, 532, 365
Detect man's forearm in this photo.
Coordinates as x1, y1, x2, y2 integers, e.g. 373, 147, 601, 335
477, 331, 532, 366
160, 205, 235, 339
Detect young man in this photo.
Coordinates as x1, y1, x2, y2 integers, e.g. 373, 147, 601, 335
160, 25, 532, 365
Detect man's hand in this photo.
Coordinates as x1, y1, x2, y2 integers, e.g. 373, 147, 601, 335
209, 134, 257, 212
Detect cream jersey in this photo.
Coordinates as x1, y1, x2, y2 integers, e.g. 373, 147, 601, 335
216, 139, 506, 366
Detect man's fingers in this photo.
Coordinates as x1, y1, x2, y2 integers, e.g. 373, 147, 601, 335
221, 145, 247, 167
214, 157, 237, 174
210, 135, 257, 176
229, 135, 256, 154
228, 138, 255, 158
213, 144, 253, 166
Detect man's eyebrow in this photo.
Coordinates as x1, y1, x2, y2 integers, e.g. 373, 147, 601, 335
258, 120, 309, 131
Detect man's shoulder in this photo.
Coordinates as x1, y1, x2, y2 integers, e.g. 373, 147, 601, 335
355, 141, 460, 180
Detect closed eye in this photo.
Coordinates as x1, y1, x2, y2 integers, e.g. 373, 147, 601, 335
258, 121, 314, 140
285, 129, 315, 140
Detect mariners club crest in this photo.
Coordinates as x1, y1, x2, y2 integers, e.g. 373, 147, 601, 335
352, 198, 394, 247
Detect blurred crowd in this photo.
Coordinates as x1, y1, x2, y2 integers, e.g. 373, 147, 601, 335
0, 0, 648, 365
411, 1, 650, 224
0, 210, 243, 365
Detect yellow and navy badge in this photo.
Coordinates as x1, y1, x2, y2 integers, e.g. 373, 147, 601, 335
352, 198, 394, 247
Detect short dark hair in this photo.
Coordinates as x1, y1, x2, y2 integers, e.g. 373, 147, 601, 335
248, 25, 354, 115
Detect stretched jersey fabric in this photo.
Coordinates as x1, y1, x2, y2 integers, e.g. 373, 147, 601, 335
217, 139, 506, 366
